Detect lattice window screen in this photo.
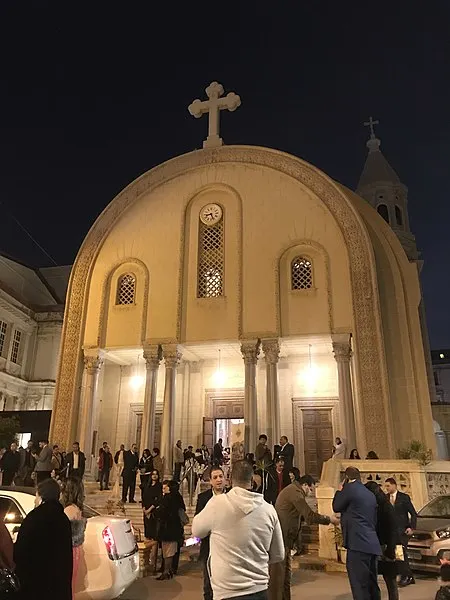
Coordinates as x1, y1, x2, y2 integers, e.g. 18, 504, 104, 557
197, 220, 224, 298
10, 330, 22, 364
0, 321, 7, 356
116, 273, 136, 305
291, 256, 313, 290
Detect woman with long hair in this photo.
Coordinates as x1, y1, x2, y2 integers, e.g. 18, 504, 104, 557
349, 449, 361, 459
61, 476, 87, 598
365, 481, 400, 600
155, 479, 185, 580
142, 470, 163, 572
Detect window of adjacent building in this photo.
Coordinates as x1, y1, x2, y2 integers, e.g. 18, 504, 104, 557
197, 219, 224, 298
116, 273, 136, 305
0, 321, 7, 356
291, 256, 313, 290
377, 204, 389, 223
10, 330, 22, 364
395, 205, 403, 227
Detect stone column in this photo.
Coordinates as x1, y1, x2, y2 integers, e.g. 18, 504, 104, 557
262, 339, 280, 449
160, 345, 182, 478
332, 335, 356, 452
140, 344, 162, 452
241, 340, 261, 455
79, 351, 103, 467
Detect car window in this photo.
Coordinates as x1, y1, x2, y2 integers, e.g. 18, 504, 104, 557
0, 497, 23, 524
419, 496, 450, 518
82, 504, 100, 519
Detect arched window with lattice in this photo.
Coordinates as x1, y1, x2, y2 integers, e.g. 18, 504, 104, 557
291, 256, 313, 290
116, 273, 136, 305
197, 207, 224, 298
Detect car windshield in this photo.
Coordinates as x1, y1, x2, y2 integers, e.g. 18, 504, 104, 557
82, 504, 100, 519
419, 496, 450, 518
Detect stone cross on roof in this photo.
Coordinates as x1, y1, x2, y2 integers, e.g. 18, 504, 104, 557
364, 116, 379, 139
188, 81, 241, 149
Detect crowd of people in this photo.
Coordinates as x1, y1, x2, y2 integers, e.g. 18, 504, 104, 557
0, 433, 444, 600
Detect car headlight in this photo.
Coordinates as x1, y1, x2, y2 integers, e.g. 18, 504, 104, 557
436, 527, 450, 540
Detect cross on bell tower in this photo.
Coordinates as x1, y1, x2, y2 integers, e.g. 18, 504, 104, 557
188, 81, 241, 149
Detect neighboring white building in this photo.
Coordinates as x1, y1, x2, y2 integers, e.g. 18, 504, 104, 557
0, 253, 70, 444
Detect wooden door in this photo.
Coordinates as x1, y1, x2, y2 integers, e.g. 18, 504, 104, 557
203, 417, 214, 453
302, 409, 333, 479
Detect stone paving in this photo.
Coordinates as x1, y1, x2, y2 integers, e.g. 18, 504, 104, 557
121, 564, 441, 600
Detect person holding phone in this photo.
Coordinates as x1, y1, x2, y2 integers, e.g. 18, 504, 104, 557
333, 466, 381, 600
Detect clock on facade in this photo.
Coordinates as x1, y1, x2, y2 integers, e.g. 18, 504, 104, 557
199, 203, 223, 226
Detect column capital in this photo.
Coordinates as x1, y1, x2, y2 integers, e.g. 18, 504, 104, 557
83, 350, 104, 372
143, 344, 162, 370
332, 341, 352, 362
162, 344, 182, 369
240, 339, 261, 365
262, 338, 280, 364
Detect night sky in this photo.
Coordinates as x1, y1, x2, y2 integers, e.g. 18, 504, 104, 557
0, 4, 449, 347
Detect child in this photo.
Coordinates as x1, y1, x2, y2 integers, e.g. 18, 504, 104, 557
436, 563, 450, 599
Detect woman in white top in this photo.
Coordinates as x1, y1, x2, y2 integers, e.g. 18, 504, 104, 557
61, 477, 87, 599
112, 444, 125, 498
333, 437, 346, 459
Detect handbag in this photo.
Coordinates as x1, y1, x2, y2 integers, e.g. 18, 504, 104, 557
178, 508, 189, 526
0, 568, 20, 595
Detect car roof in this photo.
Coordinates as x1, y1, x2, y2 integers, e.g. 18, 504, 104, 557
0, 486, 35, 496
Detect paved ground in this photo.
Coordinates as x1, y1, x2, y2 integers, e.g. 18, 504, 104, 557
121, 564, 440, 599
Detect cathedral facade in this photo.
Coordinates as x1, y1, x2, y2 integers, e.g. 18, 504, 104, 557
49, 95, 436, 477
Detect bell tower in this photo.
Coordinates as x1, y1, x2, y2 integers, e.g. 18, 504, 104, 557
356, 117, 418, 261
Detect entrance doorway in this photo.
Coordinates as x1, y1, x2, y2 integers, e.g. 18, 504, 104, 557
302, 409, 333, 479
216, 418, 245, 462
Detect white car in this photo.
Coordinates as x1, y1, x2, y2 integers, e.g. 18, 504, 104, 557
0, 486, 139, 600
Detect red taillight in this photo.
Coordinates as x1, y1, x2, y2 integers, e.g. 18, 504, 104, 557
102, 526, 118, 560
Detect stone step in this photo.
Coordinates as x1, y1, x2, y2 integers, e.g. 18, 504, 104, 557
293, 554, 346, 573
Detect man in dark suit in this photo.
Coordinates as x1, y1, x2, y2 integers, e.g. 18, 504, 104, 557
212, 439, 224, 466
65, 442, 86, 479
333, 466, 381, 600
122, 443, 139, 503
278, 436, 295, 471
265, 457, 291, 505
385, 477, 417, 587
195, 465, 226, 600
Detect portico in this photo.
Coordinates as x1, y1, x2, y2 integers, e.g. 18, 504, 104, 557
73, 334, 359, 477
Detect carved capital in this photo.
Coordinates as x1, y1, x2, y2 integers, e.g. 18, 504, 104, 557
240, 340, 261, 365
262, 339, 280, 364
162, 344, 182, 369
332, 342, 352, 362
143, 344, 162, 370
83, 354, 103, 372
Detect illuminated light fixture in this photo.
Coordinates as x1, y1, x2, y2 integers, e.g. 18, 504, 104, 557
213, 349, 226, 387
5, 513, 15, 521
440, 353, 445, 359
299, 344, 319, 390
130, 375, 144, 390
130, 355, 144, 390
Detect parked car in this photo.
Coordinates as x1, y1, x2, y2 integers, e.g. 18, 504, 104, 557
407, 494, 450, 572
0, 486, 139, 599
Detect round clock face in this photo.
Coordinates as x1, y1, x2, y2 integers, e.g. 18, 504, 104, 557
200, 203, 223, 226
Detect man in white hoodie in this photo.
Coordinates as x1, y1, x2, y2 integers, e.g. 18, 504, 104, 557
192, 459, 285, 600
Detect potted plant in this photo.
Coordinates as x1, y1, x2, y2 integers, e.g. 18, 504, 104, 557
397, 440, 432, 466
332, 524, 346, 564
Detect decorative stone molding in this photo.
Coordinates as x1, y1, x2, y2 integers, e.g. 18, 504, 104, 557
240, 339, 261, 365
262, 339, 280, 364
51, 145, 392, 454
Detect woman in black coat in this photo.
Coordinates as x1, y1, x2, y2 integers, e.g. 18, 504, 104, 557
142, 470, 163, 540
155, 479, 185, 580
14, 478, 73, 600
365, 481, 401, 600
